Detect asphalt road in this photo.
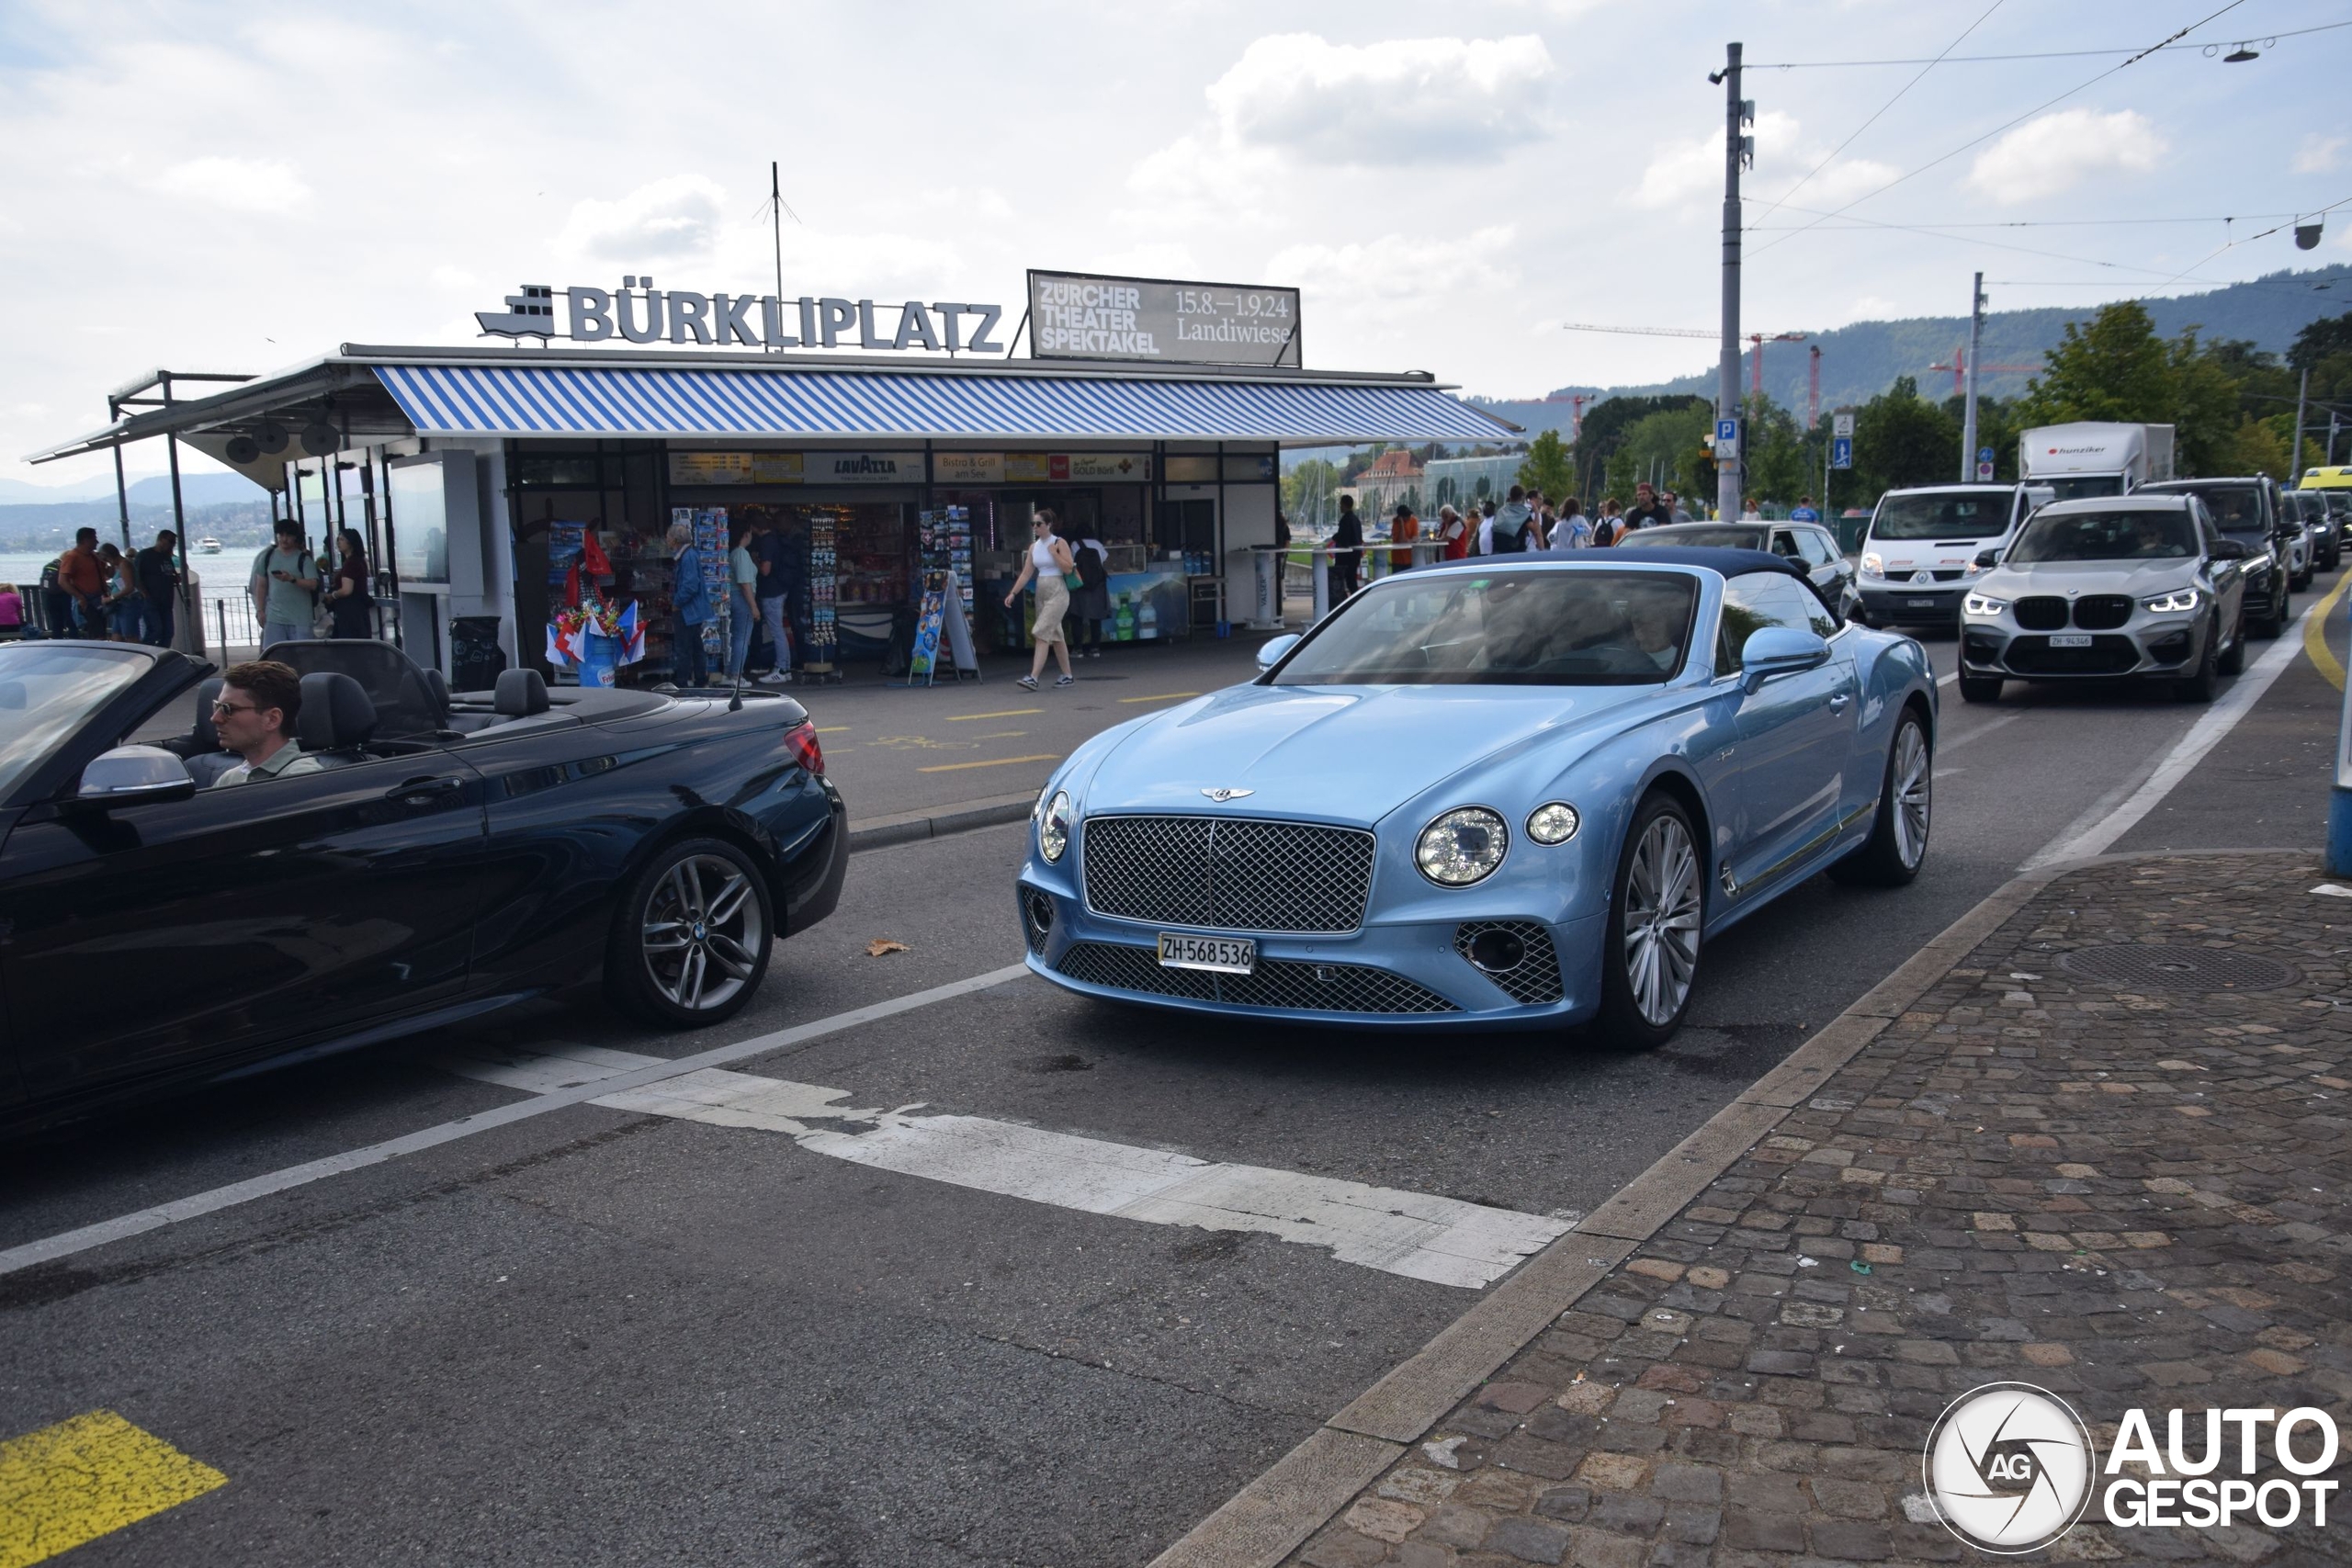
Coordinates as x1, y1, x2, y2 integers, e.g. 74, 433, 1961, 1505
6, 570, 2346, 1566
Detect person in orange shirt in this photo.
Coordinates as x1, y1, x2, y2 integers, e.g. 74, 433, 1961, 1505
56, 527, 106, 636
1389, 502, 1420, 573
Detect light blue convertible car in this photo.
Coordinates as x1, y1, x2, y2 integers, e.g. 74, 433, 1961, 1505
1016, 548, 1936, 1045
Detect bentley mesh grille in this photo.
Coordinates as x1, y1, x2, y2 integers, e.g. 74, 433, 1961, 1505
1056, 942, 1456, 1014
1453, 920, 1566, 1006
2014, 596, 2069, 631
1080, 815, 1375, 933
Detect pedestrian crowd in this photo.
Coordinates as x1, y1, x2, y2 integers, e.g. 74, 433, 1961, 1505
3, 525, 191, 646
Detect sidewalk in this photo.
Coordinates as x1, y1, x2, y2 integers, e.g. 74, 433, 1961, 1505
1262, 852, 2352, 1567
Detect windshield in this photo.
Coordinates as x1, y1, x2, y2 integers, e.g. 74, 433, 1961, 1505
2007, 509, 2198, 564
1870, 491, 2010, 541
0, 643, 150, 801
2037, 476, 2125, 504
1620, 526, 1761, 549
1272, 570, 1701, 686
2146, 482, 2263, 533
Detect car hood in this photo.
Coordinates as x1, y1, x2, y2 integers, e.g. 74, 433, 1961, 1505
1077, 682, 1663, 824
1871, 542, 1997, 573
1981, 558, 2199, 598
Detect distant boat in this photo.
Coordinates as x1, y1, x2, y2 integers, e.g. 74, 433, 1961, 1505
196, 537, 222, 554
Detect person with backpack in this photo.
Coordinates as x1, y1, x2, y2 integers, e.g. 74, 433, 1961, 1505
1591, 498, 1628, 547
251, 518, 321, 650
1484, 486, 1536, 554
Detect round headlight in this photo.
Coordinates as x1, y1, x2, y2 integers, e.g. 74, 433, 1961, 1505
1526, 802, 1581, 845
1416, 807, 1509, 886
1040, 790, 1072, 863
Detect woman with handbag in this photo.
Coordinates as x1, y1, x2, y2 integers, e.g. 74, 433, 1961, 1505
1002, 509, 1078, 691
327, 529, 374, 638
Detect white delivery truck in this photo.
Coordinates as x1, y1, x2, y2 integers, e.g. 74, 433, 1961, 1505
2017, 422, 2176, 502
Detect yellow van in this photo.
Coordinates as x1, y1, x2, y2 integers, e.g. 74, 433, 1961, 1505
2301, 467, 2352, 491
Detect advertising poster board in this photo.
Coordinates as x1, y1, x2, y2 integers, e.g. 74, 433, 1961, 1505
1027, 271, 1300, 367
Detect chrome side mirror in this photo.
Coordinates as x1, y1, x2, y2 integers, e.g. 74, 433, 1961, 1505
74, 744, 196, 807
1255, 634, 1302, 673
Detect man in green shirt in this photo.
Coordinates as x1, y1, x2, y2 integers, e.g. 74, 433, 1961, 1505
209, 660, 323, 785
250, 519, 320, 650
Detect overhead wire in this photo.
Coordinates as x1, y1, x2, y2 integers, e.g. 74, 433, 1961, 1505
1747, 17, 2346, 68
2142, 194, 2352, 291
1749, 0, 2006, 221
1743, 0, 2251, 263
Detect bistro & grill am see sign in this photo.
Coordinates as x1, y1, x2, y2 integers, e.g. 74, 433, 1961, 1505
478, 279, 1009, 354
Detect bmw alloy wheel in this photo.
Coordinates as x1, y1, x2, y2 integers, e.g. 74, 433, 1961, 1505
1623, 813, 1702, 1027
642, 852, 766, 1013
1891, 721, 1931, 870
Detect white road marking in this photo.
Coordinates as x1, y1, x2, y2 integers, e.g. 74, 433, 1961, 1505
2025, 594, 2326, 869
441, 1047, 1573, 1289
0, 964, 1033, 1279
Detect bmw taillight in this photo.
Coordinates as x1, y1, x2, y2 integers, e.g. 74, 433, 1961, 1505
784, 720, 824, 775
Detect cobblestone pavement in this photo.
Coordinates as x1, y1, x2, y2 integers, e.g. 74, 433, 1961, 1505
1287, 853, 2352, 1567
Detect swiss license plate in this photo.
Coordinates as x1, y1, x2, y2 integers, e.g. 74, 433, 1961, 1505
1158, 932, 1257, 974
1906, 597, 1939, 608
2050, 633, 2094, 648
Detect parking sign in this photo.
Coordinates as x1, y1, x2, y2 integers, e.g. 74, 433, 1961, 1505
1715, 417, 1740, 457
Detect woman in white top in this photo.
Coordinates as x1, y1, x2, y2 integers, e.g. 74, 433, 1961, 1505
1003, 510, 1079, 689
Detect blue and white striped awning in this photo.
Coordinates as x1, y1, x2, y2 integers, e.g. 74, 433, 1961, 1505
373, 362, 1515, 444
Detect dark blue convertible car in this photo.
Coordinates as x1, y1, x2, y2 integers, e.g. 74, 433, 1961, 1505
0, 637, 844, 1128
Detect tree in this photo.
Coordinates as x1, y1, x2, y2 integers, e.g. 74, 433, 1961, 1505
2018, 301, 2175, 426
1604, 403, 1713, 502
1854, 378, 1961, 494
1516, 429, 1574, 499
1740, 392, 1810, 507
1571, 393, 1711, 504
1282, 458, 1340, 525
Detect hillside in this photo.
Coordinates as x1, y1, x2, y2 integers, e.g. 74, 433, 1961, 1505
1477, 263, 2352, 438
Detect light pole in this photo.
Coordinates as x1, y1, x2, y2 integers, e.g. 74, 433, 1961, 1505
1962, 273, 1984, 482
1713, 43, 1751, 524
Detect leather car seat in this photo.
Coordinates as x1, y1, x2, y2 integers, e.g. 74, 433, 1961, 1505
182, 676, 242, 788
295, 671, 379, 768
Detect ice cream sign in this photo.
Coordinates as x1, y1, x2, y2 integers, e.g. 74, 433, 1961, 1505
478, 280, 1008, 354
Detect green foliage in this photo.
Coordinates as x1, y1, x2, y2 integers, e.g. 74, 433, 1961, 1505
1282, 459, 1340, 522
1741, 393, 1811, 507
1570, 393, 1710, 503
1853, 377, 1962, 494
2018, 302, 2176, 425
1602, 403, 1714, 502
1516, 429, 1575, 499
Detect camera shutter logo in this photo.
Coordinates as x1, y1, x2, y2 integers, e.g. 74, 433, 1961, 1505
1924, 1382, 2096, 1553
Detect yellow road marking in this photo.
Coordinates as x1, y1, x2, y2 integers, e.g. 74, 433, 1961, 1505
972, 730, 1028, 739
946, 708, 1044, 721
815, 726, 850, 734
0, 1411, 226, 1567
917, 753, 1062, 773
2303, 573, 2350, 692
1118, 690, 1202, 705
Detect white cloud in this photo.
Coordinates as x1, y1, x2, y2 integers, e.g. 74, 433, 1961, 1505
1269, 225, 1517, 310
557, 175, 726, 265
149, 155, 311, 213
2296, 134, 2347, 175
1630, 110, 1894, 212
1963, 108, 2165, 204
1204, 34, 1555, 166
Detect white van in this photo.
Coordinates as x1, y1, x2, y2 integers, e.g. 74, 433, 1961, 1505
1855, 482, 2054, 629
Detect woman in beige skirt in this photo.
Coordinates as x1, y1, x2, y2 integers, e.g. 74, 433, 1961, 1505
1005, 510, 1079, 690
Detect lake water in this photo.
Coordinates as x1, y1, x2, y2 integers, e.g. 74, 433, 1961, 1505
1, 547, 257, 643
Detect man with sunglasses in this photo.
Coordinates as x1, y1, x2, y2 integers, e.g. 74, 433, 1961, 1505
209, 660, 322, 785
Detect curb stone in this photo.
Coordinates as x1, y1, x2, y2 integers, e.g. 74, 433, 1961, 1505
1144, 848, 2309, 1568
846, 791, 1035, 851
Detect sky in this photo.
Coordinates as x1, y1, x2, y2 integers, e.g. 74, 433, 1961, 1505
3, 0, 2347, 491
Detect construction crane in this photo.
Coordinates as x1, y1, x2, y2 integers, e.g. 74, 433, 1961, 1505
1928, 344, 2039, 400
1562, 323, 1808, 397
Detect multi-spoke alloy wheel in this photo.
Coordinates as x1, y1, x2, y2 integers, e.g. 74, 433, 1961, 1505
1891, 721, 1931, 870
608, 837, 774, 1026
1599, 794, 1703, 1046
1830, 708, 1933, 888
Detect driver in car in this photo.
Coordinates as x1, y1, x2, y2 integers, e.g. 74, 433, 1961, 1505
1626, 592, 1686, 675
210, 660, 322, 786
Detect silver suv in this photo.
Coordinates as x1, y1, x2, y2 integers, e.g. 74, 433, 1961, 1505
1958, 495, 2251, 705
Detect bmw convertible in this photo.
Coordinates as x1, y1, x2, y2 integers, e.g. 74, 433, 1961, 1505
0, 637, 844, 1129
1016, 549, 1935, 1045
